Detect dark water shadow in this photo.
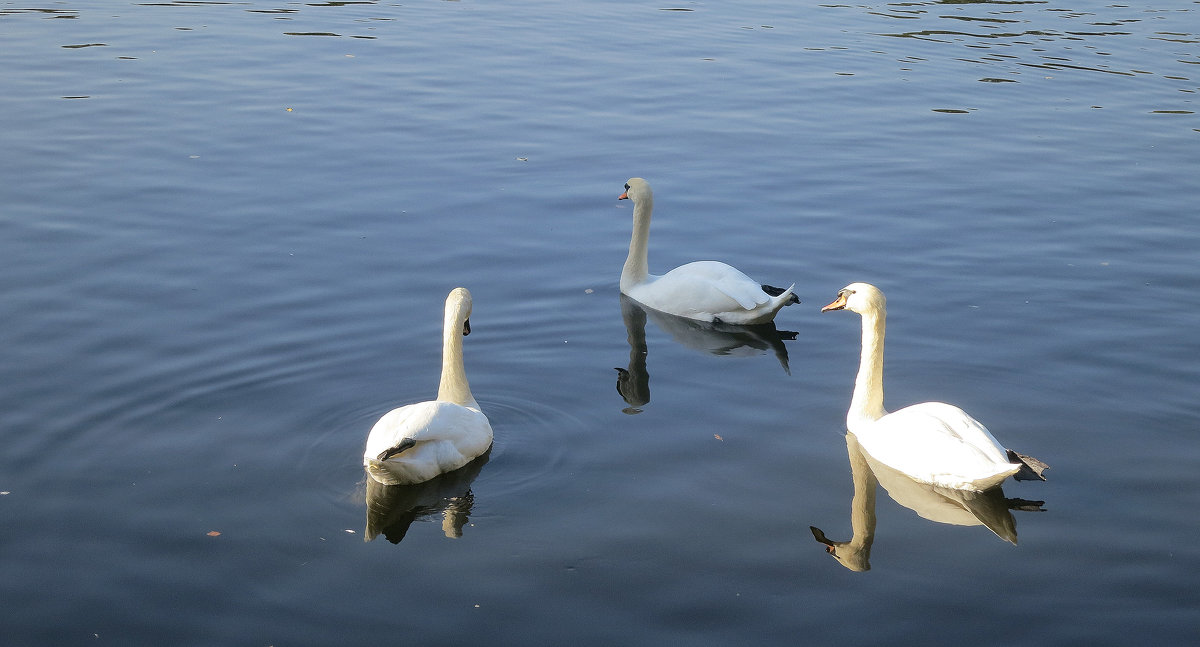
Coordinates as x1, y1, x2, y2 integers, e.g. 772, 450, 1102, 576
364, 449, 491, 544
615, 294, 796, 413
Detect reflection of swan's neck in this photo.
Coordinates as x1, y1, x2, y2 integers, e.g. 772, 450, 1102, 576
437, 305, 476, 409
442, 507, 464, 538
846, 437, 878, 558
617, 296, 651, 409
850, 309, 888, 429
814, 435, 878, 572
621, 194, 653, 292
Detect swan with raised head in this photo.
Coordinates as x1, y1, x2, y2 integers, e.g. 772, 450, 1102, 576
363, 287, 493, 486
821, 282, 1046, 491
617, 178, 798, 325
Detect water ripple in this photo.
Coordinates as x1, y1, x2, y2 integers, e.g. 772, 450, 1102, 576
470, 390, 589, 499
863, 1, 1198, 93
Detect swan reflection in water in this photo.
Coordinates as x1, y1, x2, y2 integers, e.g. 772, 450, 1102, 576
810, 434, 1045, 571
364, 450, 490, 544
615, 294, 797, 413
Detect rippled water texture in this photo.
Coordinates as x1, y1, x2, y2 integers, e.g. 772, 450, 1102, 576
1, 1, 1197, 645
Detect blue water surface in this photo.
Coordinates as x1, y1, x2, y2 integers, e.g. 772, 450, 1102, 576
1, 1, 1198, 645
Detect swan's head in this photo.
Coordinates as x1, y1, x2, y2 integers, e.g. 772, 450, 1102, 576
618, 177, 652, 203
446, 287, 473, 336
821, 282, 885, 316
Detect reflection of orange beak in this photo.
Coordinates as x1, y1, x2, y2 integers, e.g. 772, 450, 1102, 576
821, 293, 847, 312
618, 191, 629, 200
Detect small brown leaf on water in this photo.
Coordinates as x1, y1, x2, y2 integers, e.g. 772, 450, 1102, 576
206, 531, 221, 537
714, 434, 723, 441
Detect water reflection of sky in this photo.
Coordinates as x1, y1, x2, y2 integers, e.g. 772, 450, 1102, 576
17, 1, 1195, 120
866, 2, 1198, 92
2, 1, 1198, 645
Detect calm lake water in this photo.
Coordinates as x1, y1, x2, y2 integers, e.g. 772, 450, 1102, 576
2, 1, 1198, 644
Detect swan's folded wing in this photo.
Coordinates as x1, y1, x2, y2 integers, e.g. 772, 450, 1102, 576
401, 401, 490, 445
665, 261, 769, 311
365, 401, 491, 458
862, 404, 1019, 489
895, 402, 1012, 464
711, 274, 771, 310
365, 401, 436, 462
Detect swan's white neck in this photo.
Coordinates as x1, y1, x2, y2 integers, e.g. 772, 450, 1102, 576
436, 307, 477, 409
849, 308, 888, 429
621, 192, 653, 292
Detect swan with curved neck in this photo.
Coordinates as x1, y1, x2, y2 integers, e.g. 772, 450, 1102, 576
822, 282, 1045, 491
617, 178, 798, 325
363, 287, 493, 485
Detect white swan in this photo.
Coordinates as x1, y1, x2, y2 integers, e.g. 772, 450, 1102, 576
617, 178, 798, 325
363, 287, 493, 486
822, 282, 1045, 491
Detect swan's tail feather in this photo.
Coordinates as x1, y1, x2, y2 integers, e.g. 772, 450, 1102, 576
378, 437, 417, 461
761, 284, 801, 305
1007, 450, 1049, 481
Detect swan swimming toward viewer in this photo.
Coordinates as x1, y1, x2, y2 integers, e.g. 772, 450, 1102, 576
363, 287, 493, 486
617, 178, 798, 325
821, 282, 1047, 491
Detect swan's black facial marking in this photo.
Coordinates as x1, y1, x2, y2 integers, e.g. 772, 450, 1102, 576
624, 183, 630, 191
463, 318, 471, 336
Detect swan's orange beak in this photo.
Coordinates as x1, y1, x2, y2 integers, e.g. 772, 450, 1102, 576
618, 191, 629, 200
821, 293, 847, 312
